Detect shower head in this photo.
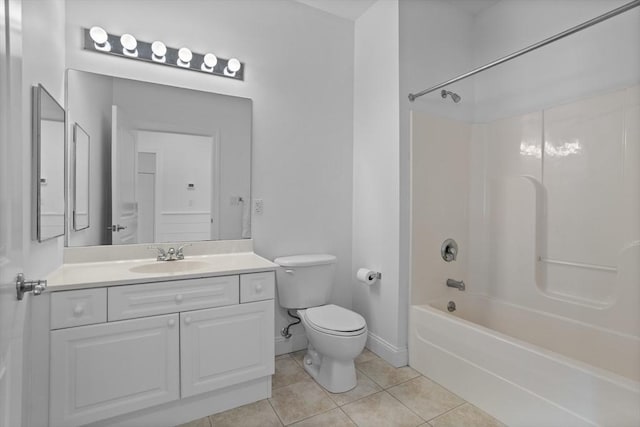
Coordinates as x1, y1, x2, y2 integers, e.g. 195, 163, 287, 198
441, 89, 461, 103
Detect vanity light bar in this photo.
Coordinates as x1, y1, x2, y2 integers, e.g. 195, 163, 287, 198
83, 27, 245, 81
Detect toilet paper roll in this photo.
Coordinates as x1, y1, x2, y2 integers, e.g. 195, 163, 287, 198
357, 268, 379, 285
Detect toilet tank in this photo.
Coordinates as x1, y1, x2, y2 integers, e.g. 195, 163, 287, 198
273, 254, 337, 309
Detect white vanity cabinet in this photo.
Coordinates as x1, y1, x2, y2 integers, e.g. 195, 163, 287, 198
180, 300, 274, 397
50, 314, 180, 427
48, 272, 275, 427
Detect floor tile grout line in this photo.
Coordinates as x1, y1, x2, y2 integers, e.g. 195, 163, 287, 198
425, 401, 467, 423
381, 372, 423, 391
266, 397, 287, 426
353, 366, 378, 386
331, 385, 382, 408
271, 374, 313, 391
339, 405, 360, 427
384, 388, 429, 423
283, 405, 341, 426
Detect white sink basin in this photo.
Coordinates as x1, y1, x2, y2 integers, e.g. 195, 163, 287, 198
129, 260, 210, 274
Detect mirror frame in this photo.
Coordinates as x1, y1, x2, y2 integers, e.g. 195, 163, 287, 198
32, 84, 66, 242
72, 123, 90, 231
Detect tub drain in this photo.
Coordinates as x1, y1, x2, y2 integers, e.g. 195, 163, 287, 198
447, 301, 456, 312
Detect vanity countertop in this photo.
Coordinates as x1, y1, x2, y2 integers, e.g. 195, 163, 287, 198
46, 252, 278, 291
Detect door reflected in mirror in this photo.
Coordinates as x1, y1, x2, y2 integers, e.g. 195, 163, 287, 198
73, 124, 90, 231
33, 84, 65, 242
66, 70, 252, 247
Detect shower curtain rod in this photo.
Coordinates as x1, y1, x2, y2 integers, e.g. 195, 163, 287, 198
408, 0, 640, 102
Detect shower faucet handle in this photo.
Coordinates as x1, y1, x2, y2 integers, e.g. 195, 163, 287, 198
441, 238, 458, 262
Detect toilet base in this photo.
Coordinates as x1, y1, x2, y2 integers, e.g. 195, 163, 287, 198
302, 345, 357, 393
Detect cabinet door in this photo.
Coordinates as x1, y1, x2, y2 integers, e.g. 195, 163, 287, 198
180, 300, 274, 398
50, 314, 180, 427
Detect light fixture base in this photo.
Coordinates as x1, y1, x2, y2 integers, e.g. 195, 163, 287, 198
82, 28, 244, 81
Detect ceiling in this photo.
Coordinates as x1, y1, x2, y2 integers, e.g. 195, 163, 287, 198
293, 0, 377, 21
293, 0, 501, 21
449, 0, 501, 16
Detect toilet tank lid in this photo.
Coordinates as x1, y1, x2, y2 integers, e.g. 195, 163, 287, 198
274, 254, 336, 267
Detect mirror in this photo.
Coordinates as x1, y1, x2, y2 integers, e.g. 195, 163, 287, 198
33, 84, 66, 242
65, 70, 252, 247
73, 123, 90, 231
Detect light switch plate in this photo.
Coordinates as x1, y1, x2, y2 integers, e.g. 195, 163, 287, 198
254, 199, 264, 215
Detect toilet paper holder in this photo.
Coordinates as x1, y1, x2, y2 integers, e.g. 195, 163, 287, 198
357, 268, 382, 284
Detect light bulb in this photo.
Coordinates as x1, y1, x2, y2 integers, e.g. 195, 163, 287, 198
201, 53, 217, 71
120, 33, 138, 56
227, 58, 241, 73
89, 26, 110, 51
89, 26, 108, 44
177, 47, 192, 67
151, 41, 166, 62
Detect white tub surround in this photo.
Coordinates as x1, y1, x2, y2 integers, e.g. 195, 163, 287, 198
410, 84, 640, 427
410, 297, 640, 427
37, 240, 277, 427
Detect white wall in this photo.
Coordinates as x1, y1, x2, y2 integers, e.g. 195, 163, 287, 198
65, 0, 354, 351
66, 71, 113, 246
353, 0, 404, 365
472, 0, 640, 121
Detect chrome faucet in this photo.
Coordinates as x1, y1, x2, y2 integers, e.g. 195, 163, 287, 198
175, 243, 191, 260
446, 278, 465, 291
148, 246, 168, 261
148, 243, 191, 261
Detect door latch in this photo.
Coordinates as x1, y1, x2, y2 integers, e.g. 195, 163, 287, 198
16, 273, 47, 301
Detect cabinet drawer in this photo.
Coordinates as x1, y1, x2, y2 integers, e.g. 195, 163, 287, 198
240, 272, 275, 303
50, 288, 107, 329
108, 276, 239, 321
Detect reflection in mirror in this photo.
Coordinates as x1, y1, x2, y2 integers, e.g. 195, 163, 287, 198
33, 84, 65, 242
66, 70, 252, 247
73, 124, 90, 231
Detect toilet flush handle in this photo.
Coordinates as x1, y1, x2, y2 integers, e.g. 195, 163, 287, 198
285, 269, 294, 274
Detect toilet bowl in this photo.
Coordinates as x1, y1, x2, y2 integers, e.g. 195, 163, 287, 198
298, 304, 367, 393
273, 254, 369, 393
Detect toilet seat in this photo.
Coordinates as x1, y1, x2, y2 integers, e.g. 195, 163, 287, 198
304, 304, 366, 337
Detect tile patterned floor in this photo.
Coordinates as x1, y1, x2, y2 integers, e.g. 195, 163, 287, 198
178, 349, 506, 427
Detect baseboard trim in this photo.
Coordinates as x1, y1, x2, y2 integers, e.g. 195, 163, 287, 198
367, 332, 408, 367
275, 333, 308, 356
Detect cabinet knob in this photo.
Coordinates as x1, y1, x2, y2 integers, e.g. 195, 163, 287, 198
255, 284, 263, 293
167, 318, 176, 327
184, 316, 192, 325
73, 305, 84, 316
175, 294, 183, 303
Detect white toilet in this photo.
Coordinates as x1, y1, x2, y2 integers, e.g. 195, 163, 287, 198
274, 254, 367, 393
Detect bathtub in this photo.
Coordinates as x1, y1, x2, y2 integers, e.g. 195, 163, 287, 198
409, 294, 640, 427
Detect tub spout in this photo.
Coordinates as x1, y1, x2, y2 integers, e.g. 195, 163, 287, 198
446, 278, 465, 291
